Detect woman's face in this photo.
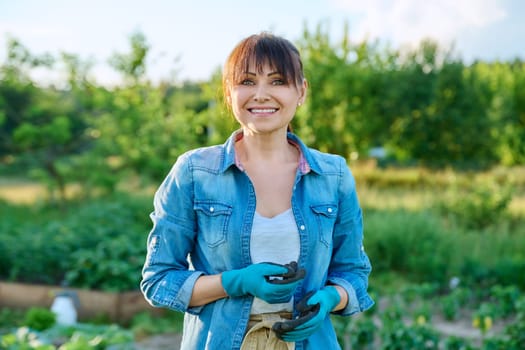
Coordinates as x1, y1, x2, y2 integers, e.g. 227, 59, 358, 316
228, 61, 306, 136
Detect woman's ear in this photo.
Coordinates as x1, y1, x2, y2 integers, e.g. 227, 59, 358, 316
298, 79, 308, 106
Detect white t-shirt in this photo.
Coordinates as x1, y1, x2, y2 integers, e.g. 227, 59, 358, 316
250, 208, 301, 314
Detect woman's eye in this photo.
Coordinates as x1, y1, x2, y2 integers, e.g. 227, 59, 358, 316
241, 79, 255, 86
272, 79, 285, 85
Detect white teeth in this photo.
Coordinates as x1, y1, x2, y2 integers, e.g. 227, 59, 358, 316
251, 108, 276, 113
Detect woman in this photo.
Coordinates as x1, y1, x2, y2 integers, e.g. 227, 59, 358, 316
140, 32, 373, 350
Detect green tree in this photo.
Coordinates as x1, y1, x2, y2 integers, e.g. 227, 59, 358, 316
296, 22, 386, 158
0, 38, 76, 200
493, 59, 525, 165
297, 23, 411, 160
108, 31, 149, 84
97, 31, 211, 181
0, 37, 53, 158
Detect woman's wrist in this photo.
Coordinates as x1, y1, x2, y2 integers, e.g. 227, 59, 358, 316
189, 274, 228, 307
330, 284, 348, 311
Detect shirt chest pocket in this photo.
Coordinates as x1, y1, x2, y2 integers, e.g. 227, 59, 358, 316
310, 204, 338, 247
194, 201, 232, 247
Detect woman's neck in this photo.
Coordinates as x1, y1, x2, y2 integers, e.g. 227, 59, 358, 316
237, 131, 296, 164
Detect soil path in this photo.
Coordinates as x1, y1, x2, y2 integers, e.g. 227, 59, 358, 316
135, 334, 182, 349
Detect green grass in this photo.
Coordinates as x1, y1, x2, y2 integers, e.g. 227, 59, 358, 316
0, 166, 525, 349
1, 164, 524, 290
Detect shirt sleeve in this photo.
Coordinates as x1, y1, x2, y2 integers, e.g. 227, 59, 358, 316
327, 156, 374, 315
140, 152, 204, 313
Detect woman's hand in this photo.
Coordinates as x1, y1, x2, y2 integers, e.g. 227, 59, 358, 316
221, 262, 304, 303
276, 286, 341, 341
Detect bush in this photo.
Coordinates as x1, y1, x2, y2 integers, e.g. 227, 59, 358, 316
0, 193, 152, 291
436, 177, 513, 229
381, 323, 441, 350
24, 307, 56, 331
364, 206, 525, 290
364, 209, 454, 283
1, 323, 134, 349
130, 311, 184, 339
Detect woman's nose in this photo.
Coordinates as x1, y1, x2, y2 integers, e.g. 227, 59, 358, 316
253, 84, 270, 102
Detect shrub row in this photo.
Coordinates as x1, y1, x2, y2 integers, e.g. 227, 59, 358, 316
0, 194, 151, 291
364, 208, 525, 290
1, 182, 524, 292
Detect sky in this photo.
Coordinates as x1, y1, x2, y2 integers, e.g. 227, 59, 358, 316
1, 0, 524, 85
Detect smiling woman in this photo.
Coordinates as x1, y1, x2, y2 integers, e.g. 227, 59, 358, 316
227, 64, 305, 138
223, 32, 307, 138
140, 32, 373, 350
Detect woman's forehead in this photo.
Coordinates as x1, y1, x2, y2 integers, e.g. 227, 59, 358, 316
243, 58, 279, 73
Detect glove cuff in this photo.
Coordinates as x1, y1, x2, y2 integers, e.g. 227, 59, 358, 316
221, 270, 242, 297
323, 285, 341, 310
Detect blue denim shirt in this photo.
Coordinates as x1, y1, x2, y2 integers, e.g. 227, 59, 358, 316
140, 130, 374, 350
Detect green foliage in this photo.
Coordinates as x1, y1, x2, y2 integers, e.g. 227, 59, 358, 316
501, 296, 525, 349
108, 31, 149, 83
439, 287, 473, 322
0, 309, 25, 329
0, 323, 134, 350
333, 314, 376, 350
399, 283, 440, 304
364, 201, 525, 291
23, 308, 55, 332
0, 39, 97, 202
437, 176, 513, 229
459, 256, 525, 291
440, 294, 461, 321
381, 323, 441, 350
1, 327, 56, 350
0, 193, 150, 291
1, 24, 525, 345
333, 282, 525, 350
64, 235, 145, 292
1, 307, 185, 348
94, 83, 206, 182
489, 285, 521, 318
472, 302, 497, 334
2, 25, 525, 199
364, 209, 454, 283
13, 116, 72, 149
130, 311, 184, 339
350, 317, 376, 349
293, 24, 522, 167
443, 336, 475, 350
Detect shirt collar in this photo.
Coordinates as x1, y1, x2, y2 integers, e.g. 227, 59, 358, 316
226, 130, 311, 174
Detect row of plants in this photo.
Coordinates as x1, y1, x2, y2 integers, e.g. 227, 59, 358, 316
334, 281, 525, 349
0, 193, 151, 291
2, 281, 523, 349
0, 307, 183, 349
364, 207, 525, 290
0, 165, 523, 349
1, 164, 524, 292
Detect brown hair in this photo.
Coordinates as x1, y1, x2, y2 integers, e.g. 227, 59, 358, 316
222, 32, 305, 99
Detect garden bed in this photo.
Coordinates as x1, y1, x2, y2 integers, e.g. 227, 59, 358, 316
0, 282, 162, 323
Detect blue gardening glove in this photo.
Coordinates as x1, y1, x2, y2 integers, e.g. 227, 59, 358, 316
222, 262, 304, 304
279, 286, 341, 342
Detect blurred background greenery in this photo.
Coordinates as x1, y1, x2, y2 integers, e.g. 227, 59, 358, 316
1, 23, 524, 349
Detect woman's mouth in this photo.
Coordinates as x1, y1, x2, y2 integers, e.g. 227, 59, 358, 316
249, 108, 278, 114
